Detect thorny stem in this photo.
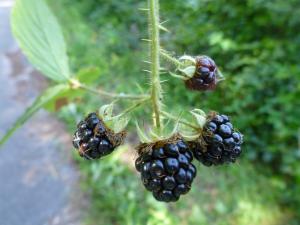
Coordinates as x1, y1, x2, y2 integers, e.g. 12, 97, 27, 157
161, 111, 199, 130
69, 79, 149, 100
149, 0, 162, 130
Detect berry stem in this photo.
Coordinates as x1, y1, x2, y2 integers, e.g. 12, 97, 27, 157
116, 97, 150, 118
161, 111, 199, 130
69, 79, 149, 100
160, 50, 183, 67
149, 0, 163, 131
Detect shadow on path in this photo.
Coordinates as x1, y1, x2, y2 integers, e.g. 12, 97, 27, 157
0, 4, 85, 225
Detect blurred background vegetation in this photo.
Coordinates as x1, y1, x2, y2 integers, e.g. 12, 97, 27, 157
48, 0, 300, 224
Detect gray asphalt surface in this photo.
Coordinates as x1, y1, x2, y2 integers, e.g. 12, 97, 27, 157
0, 2, 84, 225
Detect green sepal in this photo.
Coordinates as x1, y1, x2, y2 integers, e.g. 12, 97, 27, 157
190, 109, 207, 128
136, 122, 151, 143
178, 66, 196, 78
99, 103, 115, 120
111, 116, 129, 133
98, 103, 129, 133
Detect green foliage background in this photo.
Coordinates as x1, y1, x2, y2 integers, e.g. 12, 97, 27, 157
49, 0, 300, 224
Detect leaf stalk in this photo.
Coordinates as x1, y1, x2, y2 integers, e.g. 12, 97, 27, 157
69, 79, 149, 100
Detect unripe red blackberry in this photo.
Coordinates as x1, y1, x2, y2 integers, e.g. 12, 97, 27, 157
190, 113, 243, 166
135, 137, 197, 202
72, 112, 126, 160
185, 56, 218, 91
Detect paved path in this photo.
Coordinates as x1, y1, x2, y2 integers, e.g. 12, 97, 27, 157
0, 3, 84, 225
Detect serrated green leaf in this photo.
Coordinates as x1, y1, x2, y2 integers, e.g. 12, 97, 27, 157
0, 84, 69, 146
11, 0, 70, 82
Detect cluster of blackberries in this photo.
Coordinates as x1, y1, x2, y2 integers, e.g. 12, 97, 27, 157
190, 113, 243, 166
72, 111, 243, 203
72, 113, 124, 160
71, 50, 243, 204
185, 56, 218, 91
135, 139, 196, 202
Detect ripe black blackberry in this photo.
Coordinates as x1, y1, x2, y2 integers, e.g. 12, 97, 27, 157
185, 56, 218, 91
135, 137, 197, 202
190, 113, 243, 166
72, 112, 126, 160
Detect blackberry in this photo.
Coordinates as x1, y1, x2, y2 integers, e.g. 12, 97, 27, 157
185, 56, 218, 91
72, 112, 126, 160
135, 137, 197, 202
190, 113, 243, 166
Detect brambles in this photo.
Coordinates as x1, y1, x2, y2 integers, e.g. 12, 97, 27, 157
68, 0, 245, 203
6, 0, 246, 204
66, 0, 245, 203
189, 113, 243, 166
185, 56, 218, 91
73, 113, 126, 160
135, 137, 196, 202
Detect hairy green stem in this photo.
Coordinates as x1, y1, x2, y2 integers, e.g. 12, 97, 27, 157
149, 0, 162, 130
161, 111, 199, 130
69, 79, 149, 100
160, 50, 183, 67
116, 97, 150, 118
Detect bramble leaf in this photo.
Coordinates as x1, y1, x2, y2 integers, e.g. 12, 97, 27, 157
11, 0, 70, 81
